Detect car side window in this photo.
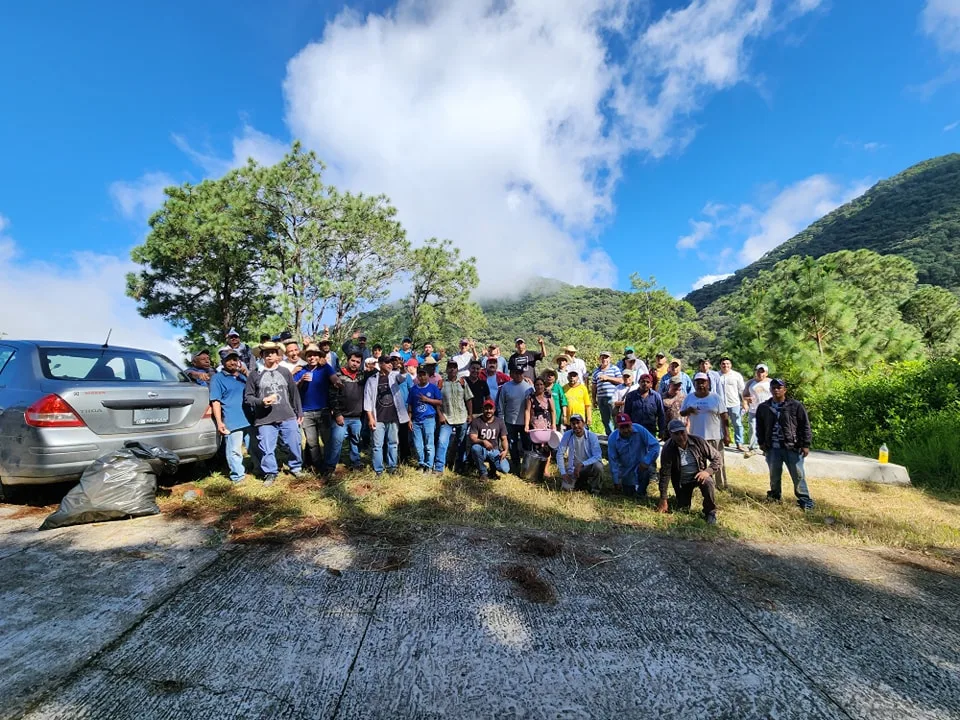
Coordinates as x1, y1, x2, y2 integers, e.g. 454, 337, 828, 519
134, 357, 164, 381
0, 347, 14, 377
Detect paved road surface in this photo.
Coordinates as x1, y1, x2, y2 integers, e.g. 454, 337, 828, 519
1, 506, 958, 719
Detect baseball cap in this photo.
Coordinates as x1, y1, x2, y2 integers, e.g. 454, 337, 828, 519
459, 338, 469, 346
515, 337, 525, 344
225, 328, 240, 338
192, 349, 210, 360
447, 359, 459, 366
482, 398, 496, 408
669, 375, 683, 384
404, 358, 419, 367
668, 419, 686, 433
569, 413, 584, 422
402, 337, 412, 343
615, 412, 632, 426
624, 346, 634, 353
485, 356, 498, 364
624, 353, 637, 361
219, 348, 240, 361
389, 351, 402, 359
622, 369, 634, 377
379, 355, 394, 364
358, 334, 367, 340
770, 378, 787, 388
599, 350, 612, 357
364, 357, 377, 366
424, 356, 439, 366
756, 363, 769, 371
693, 372, 709, 381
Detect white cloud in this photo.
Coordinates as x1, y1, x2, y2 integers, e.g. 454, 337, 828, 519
172, 123, 289, 176
282, 0, 820, 295
945, 121, 959, 132
108, 172, 175, 221
922, 0, 960, 54
692, 273, 733, 291
738, 175, 869, 263
677, 220, 714, 250
0, 215, 185, 362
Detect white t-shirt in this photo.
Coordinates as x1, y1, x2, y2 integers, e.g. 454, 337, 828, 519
452, 351, 474, 378
568, 357, 588, 385
280, 358, 307, 373
747, 378, 772, 416
681, 392, 726, 441
720, 370, 745, 407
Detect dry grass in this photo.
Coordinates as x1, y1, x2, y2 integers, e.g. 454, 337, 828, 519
156, 463, 960, 556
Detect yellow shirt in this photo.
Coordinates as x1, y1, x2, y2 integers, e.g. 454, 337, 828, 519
563, 383, 592, 418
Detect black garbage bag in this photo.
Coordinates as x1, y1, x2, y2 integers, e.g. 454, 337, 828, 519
521, 450, 547, 483
39, 442, 180, 531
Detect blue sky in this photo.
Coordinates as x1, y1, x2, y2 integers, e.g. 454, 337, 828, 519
0, 0, 958, 352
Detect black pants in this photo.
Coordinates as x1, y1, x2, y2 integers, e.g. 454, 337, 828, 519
672, 477, 717, 517
398, 422, 412, 463
506, 423, 530, 474
574, 462, 603, 492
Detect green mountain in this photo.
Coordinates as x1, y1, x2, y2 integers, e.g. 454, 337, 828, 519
685, 153, 960, 310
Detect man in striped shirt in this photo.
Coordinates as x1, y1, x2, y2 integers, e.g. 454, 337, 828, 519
592, 351, 623, 436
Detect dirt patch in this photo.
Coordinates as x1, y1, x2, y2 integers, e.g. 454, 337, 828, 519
230, 518, 340, 545
5, 504, 56, 520
499, 563, 558, 604
519, 534, 564, 557
352, 482, 375, 497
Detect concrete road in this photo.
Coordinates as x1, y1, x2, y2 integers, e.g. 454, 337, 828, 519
1, 507, 958, 719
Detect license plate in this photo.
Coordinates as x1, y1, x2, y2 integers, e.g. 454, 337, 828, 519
133, 408, 169, 425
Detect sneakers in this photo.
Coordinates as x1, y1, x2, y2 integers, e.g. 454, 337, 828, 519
705, 512, 717, 526
289, 469, 302, 478
765, 491, 782, 503
478, 471, 489, 480
263, 474, 277, 487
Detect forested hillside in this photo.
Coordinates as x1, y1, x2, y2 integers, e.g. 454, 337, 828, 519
686, 153, 960, 309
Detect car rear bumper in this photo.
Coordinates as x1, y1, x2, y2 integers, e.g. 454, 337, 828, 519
1, 423, 219, 485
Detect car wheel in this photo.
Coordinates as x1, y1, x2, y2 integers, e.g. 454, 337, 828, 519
0, 480, 23, 504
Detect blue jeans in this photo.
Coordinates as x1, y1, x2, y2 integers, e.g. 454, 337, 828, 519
326, 416, 362, 469
223, 427, 250, 482
620, 464, 656, 497
471, 444, 510, 476
372, 421, 399, 473
726, 405, 744, 445
257, 418, 303, 475
598, 396, 617, 436
436, 421, 469, 472
412, 416, 437, 469
748, 414, 759, 450
766, 447, 814, 508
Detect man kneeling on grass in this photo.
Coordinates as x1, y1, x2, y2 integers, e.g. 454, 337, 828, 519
469, 399, 510, 479
557, 414, 604, 493
607, 412, 660, 499
656, 418, 720, 525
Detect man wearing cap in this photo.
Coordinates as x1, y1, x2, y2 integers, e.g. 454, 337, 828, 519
451, 339, 478, 379
294, 344, 339, 474
618, 347, 650, 377
662, 374, 687, 430
718, 357, 747, 451
328, 351, 366, 472
417, 342, 442, 367
557, 414, 603, 493
756, 379, 815, 510
623, 373, 666, 440
612, 369, 637, 412
484, 356, 510, 404
744, 364, 772, 457
562, 345, 589, 389
185, 350, 215, 386
681, 373, 730, 488
607, 414, 661, 498
468, 399, 510, 479
592, 351, 624, 436
209, 349, 257, 483
485, 344, 508, 374
436, 359, 474, 472
656, 419, 720, 524
363, 355, 413, 475
497, 365, 534, 473
219, 329, 254, 374
397, 337, 416, 363
657, 359, 694, 395
341, 329, 371, 363
509, 337, 547, 384
244, 341, 304, 486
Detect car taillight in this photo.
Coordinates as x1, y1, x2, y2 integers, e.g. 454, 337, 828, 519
25, 394, 86, 428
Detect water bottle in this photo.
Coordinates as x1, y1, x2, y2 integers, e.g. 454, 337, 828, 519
878, 443, 889, 464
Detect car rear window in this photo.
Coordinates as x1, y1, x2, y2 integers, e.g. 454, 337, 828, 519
0, 346, 14, 376
39, 347, 189, 383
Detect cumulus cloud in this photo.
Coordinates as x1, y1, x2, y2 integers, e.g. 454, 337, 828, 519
172, 123, 289, 176
109, 172, 176, 221
282, 0, 820, 295
677, 220, 714, 250
738, 175, 869, 263
0, 214, 185, 362
922, 0, 960, 54
691, 273, 734, 291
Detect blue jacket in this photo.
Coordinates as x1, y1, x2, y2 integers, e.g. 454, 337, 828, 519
557, 429, 603, 475
607, 424, 660, 486
622, 389, 666, 437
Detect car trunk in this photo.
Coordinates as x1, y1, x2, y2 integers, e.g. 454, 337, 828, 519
43, 381, 210, 436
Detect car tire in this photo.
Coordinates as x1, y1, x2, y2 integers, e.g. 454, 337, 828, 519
0, 480, 23, 504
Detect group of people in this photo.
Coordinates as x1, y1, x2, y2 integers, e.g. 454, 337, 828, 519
196, 329, 815, 516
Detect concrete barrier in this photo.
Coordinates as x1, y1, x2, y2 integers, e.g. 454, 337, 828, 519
724, 448, 912, 485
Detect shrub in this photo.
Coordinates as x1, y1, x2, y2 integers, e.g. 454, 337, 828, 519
891, 409, 960, 491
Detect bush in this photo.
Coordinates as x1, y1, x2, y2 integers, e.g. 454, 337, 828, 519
891, 409, 960, 491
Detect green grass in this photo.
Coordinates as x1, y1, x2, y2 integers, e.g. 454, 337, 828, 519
160, 463, 960, 555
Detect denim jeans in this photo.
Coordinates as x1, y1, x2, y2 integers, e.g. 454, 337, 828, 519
327, 416, 362, 469
597, 396, 617, 436
766, 447, 814, 508
302, 409, 332, 471
747, 413, 759, 450
436, 421, 469, 472
471, 444, 510, 476
620, 464, 656, 497
505, 423, 530, 474
412, 416, 437, 469
257, 418, 303, 475
223, 427, 250, 481
726, 405, 744, 445
371, 421, 399, 474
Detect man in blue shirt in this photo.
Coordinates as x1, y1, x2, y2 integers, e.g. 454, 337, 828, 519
607, 413, 661, 498
407, 367, 443, 471
623, 373, 666, 439
658, 360, 694, 395
185, 349, 215, 387
294, 344, 339, 474
398, 337, 416, 362
209, 350, 256, 483
557, 414, 604, 493
417, 342, 442, 366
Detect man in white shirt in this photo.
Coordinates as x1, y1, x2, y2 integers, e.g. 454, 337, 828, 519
279, 340, 307, 373
562, 345, 589, 389
744, 364, 772, 457
680, 372, 730, 488
451, 339, 478, 378
718, 357, 747, 451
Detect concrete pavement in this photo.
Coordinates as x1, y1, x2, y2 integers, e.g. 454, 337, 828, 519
1, 508, 958, 719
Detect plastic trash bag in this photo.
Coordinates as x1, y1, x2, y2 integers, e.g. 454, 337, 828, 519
40, 442, 180, 530
521, 451, 547, 483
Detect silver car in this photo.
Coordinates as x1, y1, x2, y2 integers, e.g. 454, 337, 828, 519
0, 340, 219, 500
